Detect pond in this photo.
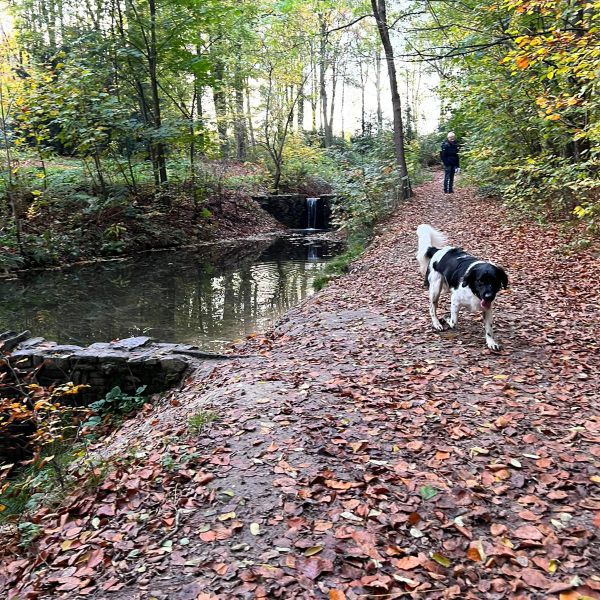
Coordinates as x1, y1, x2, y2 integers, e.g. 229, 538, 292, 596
0, 234, 343, 351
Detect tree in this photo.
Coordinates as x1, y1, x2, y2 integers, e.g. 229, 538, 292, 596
370, 0, 411, 199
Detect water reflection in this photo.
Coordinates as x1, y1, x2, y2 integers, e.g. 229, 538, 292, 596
0, 236, 342, 350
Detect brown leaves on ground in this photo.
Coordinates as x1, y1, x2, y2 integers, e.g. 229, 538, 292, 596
0, 172, 599, 599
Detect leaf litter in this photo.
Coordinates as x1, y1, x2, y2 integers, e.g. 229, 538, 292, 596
0, 172, 599, 599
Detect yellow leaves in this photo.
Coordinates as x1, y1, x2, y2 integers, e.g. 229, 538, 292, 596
52, 383, 90, 397
217, 511, 236, 521
34, 399, 52, 411
430, 552, 451, 567
546, 114, 561, 121
516, 55, 530, 69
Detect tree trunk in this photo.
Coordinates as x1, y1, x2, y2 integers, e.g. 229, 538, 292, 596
195, 45, 205, 158
318, 15, 332, 146
245, 80, 256, 150
212, 55, 229, 157
360, 62, 366, 135
297, 77, 304, 131
310, 42, 318, 131
328, 58, 338, 140
371, 0, 411, 199
375, 48, 383, 130
148, 0, 168, 186
234, 52, 247, 161
340, 73, 345, 140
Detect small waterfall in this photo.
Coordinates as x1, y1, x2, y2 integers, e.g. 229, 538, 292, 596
306, 197, 319, 229
307, 243, 319, 261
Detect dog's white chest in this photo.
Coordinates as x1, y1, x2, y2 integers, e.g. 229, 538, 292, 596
453, 285, 481, 312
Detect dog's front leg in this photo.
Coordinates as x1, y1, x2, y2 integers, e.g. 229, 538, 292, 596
448, 293, 459, 329
483, 309, 501, 350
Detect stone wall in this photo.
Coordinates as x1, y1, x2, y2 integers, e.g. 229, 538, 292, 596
3, 332, 229, 403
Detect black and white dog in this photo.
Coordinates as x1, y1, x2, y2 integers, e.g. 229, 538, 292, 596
416, 224, 508, 350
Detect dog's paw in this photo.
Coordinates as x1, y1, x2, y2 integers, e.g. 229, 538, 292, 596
486, 340, 502, 352
432, 321, 445, 332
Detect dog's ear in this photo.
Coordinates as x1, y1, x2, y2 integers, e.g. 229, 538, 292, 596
497, 266, 509, 289
462, 267, 476, 289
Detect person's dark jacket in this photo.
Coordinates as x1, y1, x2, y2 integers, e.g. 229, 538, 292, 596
440, 140, 460, 167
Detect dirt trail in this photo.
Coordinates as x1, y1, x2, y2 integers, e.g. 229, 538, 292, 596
2, 173, 599, 600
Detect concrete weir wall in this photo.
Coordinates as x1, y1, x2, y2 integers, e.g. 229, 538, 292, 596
3, 332, 225, 403
254, 194, 334, 229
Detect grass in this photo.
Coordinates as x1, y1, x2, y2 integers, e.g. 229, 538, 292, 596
313, 229, 370, 291
0, 443, 82, 522
188, 409, 219, 435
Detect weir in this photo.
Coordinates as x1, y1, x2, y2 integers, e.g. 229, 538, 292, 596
254, 194, 334, 229
306, 197, 318, 229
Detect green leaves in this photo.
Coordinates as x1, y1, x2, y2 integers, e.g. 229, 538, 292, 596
419, 485, 438, 501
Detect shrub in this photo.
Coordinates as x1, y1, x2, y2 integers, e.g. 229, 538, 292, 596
87, 385, 148, 424
273, 134, 337, 195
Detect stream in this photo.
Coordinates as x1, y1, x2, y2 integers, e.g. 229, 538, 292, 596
0, 234, 343, 351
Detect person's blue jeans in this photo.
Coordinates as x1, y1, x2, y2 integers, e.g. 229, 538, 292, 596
444, 165, 456, 193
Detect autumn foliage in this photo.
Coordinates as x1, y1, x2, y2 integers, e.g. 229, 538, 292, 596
0, 362, 89, 509
425, 0, 599, 233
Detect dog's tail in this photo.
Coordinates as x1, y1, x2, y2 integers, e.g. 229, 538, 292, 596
416, 224, 448, 275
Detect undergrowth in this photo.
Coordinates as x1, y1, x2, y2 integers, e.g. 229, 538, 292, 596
0, 384, 150, 530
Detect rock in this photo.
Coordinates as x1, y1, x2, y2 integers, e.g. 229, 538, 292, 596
46, 345, 84, 354
70, 350, 100, 364
0, 330, 33, 352
111, 336, 153, 350
127, 351, 160, 366
87, 342, 112, 350
159, 355, 189, 374
17, 336, 46, 349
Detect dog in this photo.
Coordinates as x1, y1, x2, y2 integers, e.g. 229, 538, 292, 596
416, 224, 508, 350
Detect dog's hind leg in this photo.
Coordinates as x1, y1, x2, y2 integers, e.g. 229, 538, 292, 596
428, 272, 445, 331
483, 309, 501, 351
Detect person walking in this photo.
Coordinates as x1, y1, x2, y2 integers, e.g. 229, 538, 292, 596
440, 132, 460, 193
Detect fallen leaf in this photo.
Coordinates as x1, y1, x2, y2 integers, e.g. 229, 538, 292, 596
513, 525, 543, 540
420, 485, 438, 500
395, 556, 421, 570
431, 552, 451, 567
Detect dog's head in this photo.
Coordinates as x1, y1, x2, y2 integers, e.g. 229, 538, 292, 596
463, 262, 508, 310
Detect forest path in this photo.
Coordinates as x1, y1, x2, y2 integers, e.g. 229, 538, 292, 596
3, 172, 599, 600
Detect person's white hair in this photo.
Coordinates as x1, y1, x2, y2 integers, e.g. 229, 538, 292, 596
447, 131, 456, 140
